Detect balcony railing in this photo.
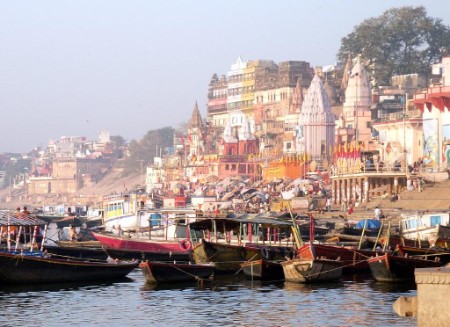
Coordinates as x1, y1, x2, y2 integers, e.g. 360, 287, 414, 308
428, 86, 450, 94
330, 162, 408, 176
378, 109, 422, 122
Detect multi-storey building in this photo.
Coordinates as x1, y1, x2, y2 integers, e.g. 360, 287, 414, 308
207, 58, 315, 157
253, 61, 313, 153
227, 57, 246, 131
414, 56, 450, 171
207, 73, 228, 128
26, 131, 119, 197
27, 157, 108, 195
241, 61, 256, 116
371, 74, 426, 167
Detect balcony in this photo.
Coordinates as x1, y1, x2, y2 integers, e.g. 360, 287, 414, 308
378, 109, 422, 122
414, 86, 450, 112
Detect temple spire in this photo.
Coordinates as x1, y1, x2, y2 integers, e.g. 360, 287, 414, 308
340, 53, 352, 102
189, 101, 203, 128
297, 74, 335, 159
290, 77, 304, 113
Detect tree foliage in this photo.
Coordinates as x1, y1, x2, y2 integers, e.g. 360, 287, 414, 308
122, 127, 175, 175
337, 6, 450, 86
2, 158, 31, 188
107, 135, 126, 159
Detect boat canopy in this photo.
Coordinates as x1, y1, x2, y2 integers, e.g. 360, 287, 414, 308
189, 214, 293, 231
0, 211, 47, 226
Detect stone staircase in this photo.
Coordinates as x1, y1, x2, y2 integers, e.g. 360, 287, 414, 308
365, 179, 450, 213
318, 178, 450, 224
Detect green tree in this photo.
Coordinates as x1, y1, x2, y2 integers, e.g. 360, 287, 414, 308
110, 135, 126, 159
337, 6, 450, 86
123, 127, 175, 175
2, 158, 31, 188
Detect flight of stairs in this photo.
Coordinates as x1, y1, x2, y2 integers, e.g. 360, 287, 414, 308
365, 179, 450, 213
319, 179, 450, 224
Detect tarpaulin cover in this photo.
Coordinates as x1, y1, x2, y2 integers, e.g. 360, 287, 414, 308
355, 219, 381, 229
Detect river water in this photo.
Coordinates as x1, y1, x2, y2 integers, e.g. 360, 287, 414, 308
0, 269, 415, 327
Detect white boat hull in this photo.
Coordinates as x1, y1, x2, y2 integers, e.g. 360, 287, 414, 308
104, 211, 151, 231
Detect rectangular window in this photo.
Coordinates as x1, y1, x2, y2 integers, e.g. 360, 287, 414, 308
430, 215, 442, 226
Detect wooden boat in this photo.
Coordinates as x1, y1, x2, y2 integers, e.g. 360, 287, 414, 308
367, 253, 442, 283
334, 233, 430, 249
435, 238, 450, 248
192, 239, 262, 273
55, 215, 84, 228
139, 260, 214, 283
189, 216, 296, 273
0, 250, 138, 284
44, 244, 108, 261
396, 245, 450, 264
246, 243, 295, 260
101, 193, 197, 232
91, 231, 191, 261
55, 240, 102, 248
101, 193, 151, 231
281, 257, 343, 283
401, 211, 450, 246
296, 242, 376, 272
35, 212, 66, 224
0, 210, 137, 284
297, 221, 330, 240
342, 219, 382, 237
240, 259, 284, 281
0, 210, 48, 250
80, 208, 104, 228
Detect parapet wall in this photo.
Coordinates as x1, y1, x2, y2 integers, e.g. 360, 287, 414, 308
415, 267, 450, 327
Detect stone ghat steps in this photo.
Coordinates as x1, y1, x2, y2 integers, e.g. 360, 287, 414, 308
358, 179, 450, 214
320, 179, 450, 221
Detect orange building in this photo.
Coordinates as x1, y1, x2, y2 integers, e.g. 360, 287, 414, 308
262, 154, 308, 182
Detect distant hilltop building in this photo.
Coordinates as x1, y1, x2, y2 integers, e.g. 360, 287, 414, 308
24, 129, 121, 199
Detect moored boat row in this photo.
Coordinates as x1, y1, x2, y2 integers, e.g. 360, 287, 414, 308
3, 206, 450, 286
0, 250, 138, 284
0, 210, 138, 284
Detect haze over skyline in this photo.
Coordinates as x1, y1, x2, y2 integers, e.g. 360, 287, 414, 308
1, 1, 449, 153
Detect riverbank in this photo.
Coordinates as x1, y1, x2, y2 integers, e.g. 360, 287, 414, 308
0, 168, 145, 210
1, 170, 449, 219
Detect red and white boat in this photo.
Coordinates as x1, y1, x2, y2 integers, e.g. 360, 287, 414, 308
91, 231, 191, 261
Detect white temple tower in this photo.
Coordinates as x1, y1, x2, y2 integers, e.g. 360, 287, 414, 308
297, 74, 335, 160
340, 56, 372, 145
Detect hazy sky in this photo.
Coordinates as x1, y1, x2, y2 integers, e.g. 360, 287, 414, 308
1, 1, 449, 153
